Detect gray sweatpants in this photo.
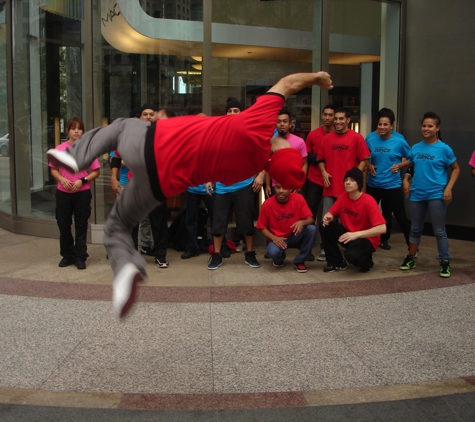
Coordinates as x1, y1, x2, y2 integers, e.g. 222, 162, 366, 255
66, 118, 161, 277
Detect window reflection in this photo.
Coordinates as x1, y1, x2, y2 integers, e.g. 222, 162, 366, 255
0, 0, 8, 213
139, 0, 203, 21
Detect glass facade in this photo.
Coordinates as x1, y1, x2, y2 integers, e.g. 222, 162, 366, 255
0, 2, 8, 214
1, 0, 402, 238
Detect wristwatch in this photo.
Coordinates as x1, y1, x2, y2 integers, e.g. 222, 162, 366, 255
81, 177, 88, 185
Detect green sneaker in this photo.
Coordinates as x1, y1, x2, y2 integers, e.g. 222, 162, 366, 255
439, 260, 450, 278
399, 254, 417, 270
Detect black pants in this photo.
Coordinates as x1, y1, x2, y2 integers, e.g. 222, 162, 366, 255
55, 189, 92, 261
149, 201, 169, 259
306, 180, 324, 221
319, 221, 375, 268
365, 185, 411, 245
185, 191, 213, 253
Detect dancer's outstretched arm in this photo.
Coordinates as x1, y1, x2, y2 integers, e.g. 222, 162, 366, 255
269, 72, 333, 99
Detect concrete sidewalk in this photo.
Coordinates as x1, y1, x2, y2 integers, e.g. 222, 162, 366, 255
0, 227, 474, 421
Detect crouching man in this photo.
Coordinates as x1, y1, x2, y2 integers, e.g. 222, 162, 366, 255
319, 168, 386, 273
257, 183, 317, 273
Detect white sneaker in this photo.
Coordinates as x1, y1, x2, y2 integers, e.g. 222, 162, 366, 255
317, 250, 326, 261
235, 240, 247, 252
47, 148, 79, 173
113, 263, 144, 319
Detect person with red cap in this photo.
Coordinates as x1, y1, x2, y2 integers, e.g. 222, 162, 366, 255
47, 71, 333, 318
257, 182, 316, 273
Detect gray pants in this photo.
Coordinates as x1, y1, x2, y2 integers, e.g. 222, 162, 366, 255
322, 196, 337, 216
139, 216, 153, 248
66, 118, 161, 277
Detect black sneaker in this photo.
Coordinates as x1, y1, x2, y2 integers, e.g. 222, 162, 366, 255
360, 264, 373, 273
140, 246, 154, 256
208, 253, 222, 270
317, 250, 326, 261
308, 254, 316, 262
181, 250, 199, 259
155, 256, 169, 268
264, 253, 270, 259
76, 259, 86, 270
323, 260, 348, 273
399, 254, 416, 270
380, 241, 391, 250
244, 251, 261, 268
294, 263, 307, 273
59, 257, 76, 267
439, 259, 450, 278
221, 244, 231, 258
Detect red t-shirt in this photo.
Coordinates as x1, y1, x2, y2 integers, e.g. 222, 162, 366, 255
153, 94, 284, 198
256, 193, 313, 238
318, 130, 371, 197
306, 126, 332, 186
329, 192, 386, 250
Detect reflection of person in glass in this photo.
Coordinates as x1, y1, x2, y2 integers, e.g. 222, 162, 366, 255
49, 117, 101, 270
47, 71, 333, 318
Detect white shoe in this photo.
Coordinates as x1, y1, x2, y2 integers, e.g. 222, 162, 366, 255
317, 250, 326, 261
47, 148, 79, 173
113, 263, 144, 319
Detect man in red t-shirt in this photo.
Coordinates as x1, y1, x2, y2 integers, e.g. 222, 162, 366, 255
319, 168, 386, 273
47, 71, 333, 318
318, 108, 371, 212
306, 104, 335, 261
257, 183, 316, 273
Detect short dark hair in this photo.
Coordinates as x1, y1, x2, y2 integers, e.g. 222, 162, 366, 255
322, 104, 336, 113
159, 108, 176, 118
66, 117, 84, 133
278, 108, 292, 119
335, 107, 351, 118
377, 108, 395, 125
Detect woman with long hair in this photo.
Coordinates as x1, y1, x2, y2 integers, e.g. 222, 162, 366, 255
399, 112, 460, 277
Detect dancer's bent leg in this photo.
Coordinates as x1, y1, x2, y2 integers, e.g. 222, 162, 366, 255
104, 128, 162, 277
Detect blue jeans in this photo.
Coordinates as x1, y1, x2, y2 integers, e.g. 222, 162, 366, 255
266, 225, 317, 265
409, 199, 449, 260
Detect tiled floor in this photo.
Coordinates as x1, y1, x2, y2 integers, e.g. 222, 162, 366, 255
0, 227, 474, 421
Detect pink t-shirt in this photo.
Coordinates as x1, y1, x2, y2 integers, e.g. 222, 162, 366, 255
271, 133, 307, 187
469, 150, 475, 168
49, 141, 100, 193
